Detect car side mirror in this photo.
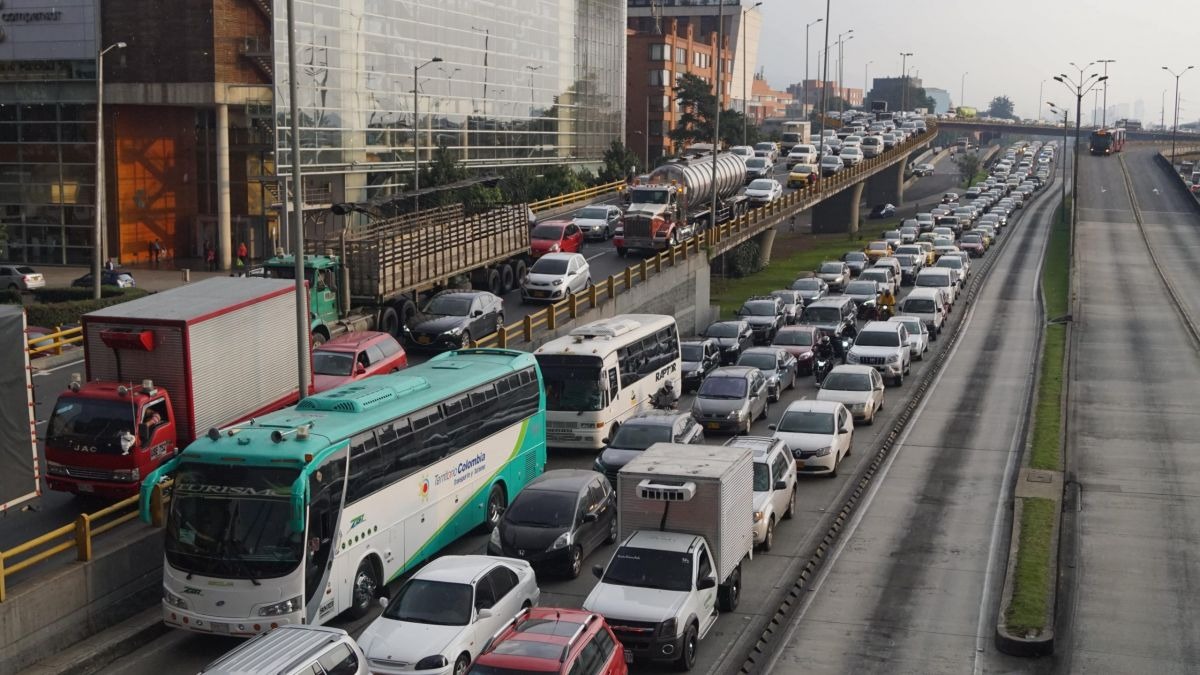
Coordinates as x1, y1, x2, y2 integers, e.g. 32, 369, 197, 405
472, 310, 483, 317
354, 363, 367, 375
582, 512, 598, 523
476, 608, 494, 621
600, 437, 610, 445
378, 597, 390, 609
696, 576, 717, 590
768, 423, 777, 431
840, 426, 852, 434
592, 564, 605, 579
774, 479, 788, 491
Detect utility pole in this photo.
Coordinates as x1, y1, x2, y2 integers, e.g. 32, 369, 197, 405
413, 56, 443, 213
710, 0, 725, 230
1163, 65, 1195, 167
837, 33, 853, 114
899, 52, 913, 111
815, 0, 831, 147
285, 0, 309, 397
1098, 59, 1115, 126
804, 17, 823, 120
1054, 68, 1107, 239
94, 41, 126, 299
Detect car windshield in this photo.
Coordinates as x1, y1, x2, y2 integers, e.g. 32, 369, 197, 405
610, 423, 673, 451
705, 323, 740, 338
741, 301, 778, 316
895, 318, 923, 334
755, 143, 774, 151
753, 462, 772, 492
530, 225, 564, 240
383, 579, 474, 625
697, 376, 747, 399
916, 274, 949, 287
165, 464, 303, 579
537, 357, 604, 412
629, 187, 670, 204
46, 398, 137, 455
738, 353, 778, 371
602, 546, 692, 592
844, 252, 868, 262
792, 278, 821, 290
778, 410, 835, 434
426, 296, 472, 316
745, 158, 767, 168
774, 330, 813, 346
821, 156, 839, 165
792, 166, 814, 173
312, 350, 355, 376
577, 207, 608, 219
903, 298, 936, 312
748, 179, 775, 190
867, 242, 887, 251
855, 331, 901, 347
801, 306, 841, 323
819, 263, 843, 274
531, 257, 569, 275
860, 271, 887, 283
937, 258, 962, 269
822, 372, 873, 391
962, 235, 983, 244
681, 344, 705, 361
505, 489, 577, 528
845, 281, 878, 294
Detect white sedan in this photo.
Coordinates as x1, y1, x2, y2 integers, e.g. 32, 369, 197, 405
521, 252, 591, 303
745, 178, 784, 205
888, 315, 930, 361
815, 365, 885, 425
359, 555, 540, 675
769, 399, 854, 477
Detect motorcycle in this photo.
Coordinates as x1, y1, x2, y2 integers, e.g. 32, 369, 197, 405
814, 355, 834, 386
649, 384, 678, 411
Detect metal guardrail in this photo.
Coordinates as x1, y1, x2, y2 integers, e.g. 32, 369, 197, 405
27, 325, 83, 357
528, 180, 625, 213
0, 481, 171, 602
475, 126, 936, 350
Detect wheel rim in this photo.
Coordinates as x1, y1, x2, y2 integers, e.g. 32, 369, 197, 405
609, 519, 618, 541
354, 567, 376, 608
766, 522, 773, 548
487, 489, 504, 528
686, 631, 697, 662
571, 547, 582, 575
455, 657, 469, 675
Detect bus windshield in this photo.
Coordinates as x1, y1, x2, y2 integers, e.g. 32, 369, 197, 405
536, 355, 605, 412
165, 463, 303, 579
46, 398, 137, 455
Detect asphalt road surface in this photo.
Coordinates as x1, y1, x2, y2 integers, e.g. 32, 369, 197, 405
1055, 148, 1200, 673
93, 150, 1049, 675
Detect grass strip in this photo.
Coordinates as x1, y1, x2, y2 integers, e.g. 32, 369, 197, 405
1005, 497, 1057, 634
709, 219, 896, 318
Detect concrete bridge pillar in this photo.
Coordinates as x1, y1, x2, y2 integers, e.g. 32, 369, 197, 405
812, 181, 864, 234
754, 226, 777, 266
864, 161, 905, 207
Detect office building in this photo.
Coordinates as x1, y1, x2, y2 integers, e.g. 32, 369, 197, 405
925, 88, 952, 115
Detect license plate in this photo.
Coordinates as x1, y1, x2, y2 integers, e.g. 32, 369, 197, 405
795, 459, 805, 469
532, 291, 546, 298
706, 422, 721, 430
210, 622, 230, 634
624, 650, 634, 664
417, 336, 431, 345
77, 483, 94, 493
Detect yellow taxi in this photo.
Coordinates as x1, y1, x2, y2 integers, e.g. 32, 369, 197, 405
787, 163, 819, 188
863, 240, 893, 262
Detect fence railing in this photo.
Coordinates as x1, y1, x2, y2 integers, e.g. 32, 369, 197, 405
529, 180, 625, 213
475, 125, 936, 350
27, 325, 83, 357
0, 481, 171, 602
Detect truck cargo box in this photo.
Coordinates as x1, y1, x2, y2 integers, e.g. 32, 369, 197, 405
82, 277, 308, 443
618, 442, 754, 581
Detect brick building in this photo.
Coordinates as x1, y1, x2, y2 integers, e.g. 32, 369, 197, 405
748, 73, 794, 123
626, 17, 732, 166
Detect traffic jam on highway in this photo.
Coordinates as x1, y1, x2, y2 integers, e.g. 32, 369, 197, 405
20, 98, 1060, 674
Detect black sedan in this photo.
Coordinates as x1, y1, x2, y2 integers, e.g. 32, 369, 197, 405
403, 290, 503, 351
71, 270, 136, 288
869, 203, 897, 219
702, 320, 755, 364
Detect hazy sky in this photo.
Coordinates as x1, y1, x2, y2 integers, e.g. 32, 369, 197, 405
756, 0, 1200, 124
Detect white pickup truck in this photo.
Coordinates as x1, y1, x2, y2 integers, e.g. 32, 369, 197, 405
582, 443, 754, 670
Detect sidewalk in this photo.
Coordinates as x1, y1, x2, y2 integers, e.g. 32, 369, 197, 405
37, 260, 245, 294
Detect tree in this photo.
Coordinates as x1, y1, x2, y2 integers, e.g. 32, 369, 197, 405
669, 73, 718, 148
598, 140, 642, 182
954, 151, 982, 187
865, 81, 936, 112
987, 95, 1016, 120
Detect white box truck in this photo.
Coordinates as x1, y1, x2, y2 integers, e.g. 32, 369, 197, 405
582, 443, 754, 670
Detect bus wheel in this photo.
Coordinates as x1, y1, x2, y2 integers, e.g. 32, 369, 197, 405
481, 484, 507, 533
347, 558, 379, 620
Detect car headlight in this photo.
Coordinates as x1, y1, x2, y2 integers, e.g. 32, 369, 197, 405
258, 595, 302, 616
163, 586, 188, 610
659, 617, 678, 637
887, 354, 900, 363
549, 531, 572, 551
724, 345, 739, 352
753, 510, 764, 523
415, 655, 450, 671
550, 243, 561, 252
727, 410, 745, 420
552, 279, 563, 286
447, 326, 464, 336
847, 352, 859, 363
112, 468, 140, 481
46, 461, 67, 476
813, 446, 832, 457
489, 526, 501, 549
851, 403, 866, 412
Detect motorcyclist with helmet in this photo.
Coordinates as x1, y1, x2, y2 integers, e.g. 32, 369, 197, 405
650, 380, 677, 410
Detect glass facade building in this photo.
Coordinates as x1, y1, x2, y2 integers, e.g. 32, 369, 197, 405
273, 0, 626, 206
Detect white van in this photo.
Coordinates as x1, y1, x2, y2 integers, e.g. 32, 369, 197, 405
914, 268, 957, 306
898, 287, 948, 338
860, 135, 884, 158
199, 626, 367, 675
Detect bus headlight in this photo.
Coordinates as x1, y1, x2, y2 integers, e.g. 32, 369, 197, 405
549, 532, 572, 551
163, 586, 188, 610
259, 595, 302, 616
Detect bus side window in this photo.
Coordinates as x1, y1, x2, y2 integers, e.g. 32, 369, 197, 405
607, 368, 619, 395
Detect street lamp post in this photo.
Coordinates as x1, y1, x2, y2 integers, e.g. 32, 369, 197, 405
470, 26, 489, 113
899, 52, 913, 111
1098, 59, 1115, 126
960, 71, 968, 110
816, 0, 832, 146
741, 2, 762, 144
94, 41, 126, 300
710, 0, 726, 230
1037, 79, 1045, 121
413, 56, 443, 213
1054, 68, 1107, 236
804, 18, 823, 119
1047, 102, 1069, 224
1163, 65, 1195, 167
837, 33, 854, 114
864, 60, 873, 99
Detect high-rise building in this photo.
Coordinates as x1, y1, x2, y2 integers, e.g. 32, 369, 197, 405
925, 88, 952, 114
0, 0, 626, 267
628, 0, 761, 117
1134, 99, 1146, 122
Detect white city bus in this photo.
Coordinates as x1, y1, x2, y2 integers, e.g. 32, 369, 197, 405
534, 314, 681, 449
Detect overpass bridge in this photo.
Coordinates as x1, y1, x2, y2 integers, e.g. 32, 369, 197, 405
936, 118, 1200, 144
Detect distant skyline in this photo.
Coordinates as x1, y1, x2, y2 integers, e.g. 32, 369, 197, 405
755, 0, 1200, 125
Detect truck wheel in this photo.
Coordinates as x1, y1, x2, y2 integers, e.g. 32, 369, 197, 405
379, 306, 401, 338
511, 259, 528, 285
674, 623, 698, 672
310, 329, 329, 347
499, 264, 516, 294
718, 566, 741, 611
485, 269, 502, 296
398, 299, 417, 329
346, 558, 379, 620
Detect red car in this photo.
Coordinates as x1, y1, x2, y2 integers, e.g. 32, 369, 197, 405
530, 220, 585, 258
468, 607, 629, 675
311, 331, 407, 392
772, 325, 818, 374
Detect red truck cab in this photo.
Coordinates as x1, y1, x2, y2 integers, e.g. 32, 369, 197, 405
44, 378, 178, 498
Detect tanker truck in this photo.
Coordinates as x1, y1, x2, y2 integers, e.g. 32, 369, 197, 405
615, 152, 748, 257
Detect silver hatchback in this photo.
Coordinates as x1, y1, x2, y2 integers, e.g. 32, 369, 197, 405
691, 366, 770, 435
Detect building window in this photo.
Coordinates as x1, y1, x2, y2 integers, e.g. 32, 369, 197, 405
693, 52, 711, 69
675, 47, 686, 64
649, 44, 670, 61
649, 70, 671, 87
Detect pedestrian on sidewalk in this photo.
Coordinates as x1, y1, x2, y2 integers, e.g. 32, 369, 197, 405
149, 239, 162, 267
104, 257, 115, 272
204, 240, 216, 271
237, 241, 248, 268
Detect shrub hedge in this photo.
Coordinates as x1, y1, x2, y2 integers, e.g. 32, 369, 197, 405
25, 287, 150, 328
